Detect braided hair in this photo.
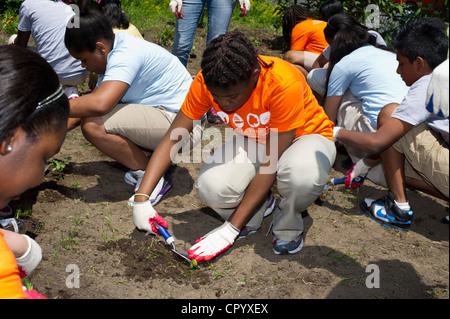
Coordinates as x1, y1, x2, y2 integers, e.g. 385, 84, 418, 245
201, 30, 272, 89
282, 4, 313, 48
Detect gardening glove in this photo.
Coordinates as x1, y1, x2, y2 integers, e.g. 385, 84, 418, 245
132, 200, 168, 236
238, 0, 251, 17
23, 288, 47, 299
332, 126, 342, 141
16, 235, 42, 278
426, 59, 449, 118
169, 0, 184, 19
188, 221, 239, 262
344, 158, 371, 189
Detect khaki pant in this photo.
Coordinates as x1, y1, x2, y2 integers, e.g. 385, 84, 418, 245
103, 103, 205, 151
337, 90, 388, 187
195, 133, 336, 241
306, 67, 327, 97
303, 51, 320, 71
394, 123, 449, 198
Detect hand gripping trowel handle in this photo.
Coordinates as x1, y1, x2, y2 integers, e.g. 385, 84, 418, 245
152, 222, 191, 263
152, 221, 174, 246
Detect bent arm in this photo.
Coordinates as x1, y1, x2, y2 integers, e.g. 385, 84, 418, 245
134, 110, 195, 202
324, 95, 343, 124
311, 52, 328, 70
336, 117, 413, 155
228, 129, 296, 229
69, 80, 129, 117
14, 30, 31, 47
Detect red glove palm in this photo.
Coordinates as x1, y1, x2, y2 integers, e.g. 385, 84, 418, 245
344, 159, 371, 189
132, 200, 168, 235
188, 222, 239, 262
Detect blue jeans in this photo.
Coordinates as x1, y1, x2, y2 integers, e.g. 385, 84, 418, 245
172, 0, 237, 66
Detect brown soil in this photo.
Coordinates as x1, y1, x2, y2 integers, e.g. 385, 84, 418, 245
1, 23, 448, 302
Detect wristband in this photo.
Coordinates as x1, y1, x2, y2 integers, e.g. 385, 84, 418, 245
333, 126, 342, 141
134, 193, 150, 199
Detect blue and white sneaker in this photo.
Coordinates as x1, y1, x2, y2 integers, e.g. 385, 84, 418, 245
272, 235, 304, 255
149, 173, 173, 206
0, 205, 13, 219
359, 191, 413, 231
264, 191, 276, 217
238, 192, 277, 239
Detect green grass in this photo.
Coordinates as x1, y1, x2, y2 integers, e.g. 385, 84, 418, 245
121, 0, 283, 33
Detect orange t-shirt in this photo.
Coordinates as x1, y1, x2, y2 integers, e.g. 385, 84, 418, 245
181, 56, 333, 144
291, 19, 328, 54
0, 230, 26, 299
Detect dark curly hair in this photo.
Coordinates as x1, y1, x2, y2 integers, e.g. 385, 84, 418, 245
65, 9, 114, 53
393, 17, 448, 69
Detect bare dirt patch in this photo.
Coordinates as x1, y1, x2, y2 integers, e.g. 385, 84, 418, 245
1, 24, 448, 302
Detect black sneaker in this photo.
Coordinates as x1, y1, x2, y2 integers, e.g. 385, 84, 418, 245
359, 191, 413, 231
0, 205, 13, 219
207, 107, 223, 124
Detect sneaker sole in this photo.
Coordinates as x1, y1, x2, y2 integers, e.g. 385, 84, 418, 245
150, 176, 173, 206
238, 228, 257, 239
0, 205, 13, 218
359, 201, 410, 231
273, 237, 304, 255
264, 194, 276, 217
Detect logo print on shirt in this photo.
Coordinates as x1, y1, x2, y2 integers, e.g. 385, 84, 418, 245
233, 113, 244, 128
217, 111, 229, 124
247, 113, 260, 128
260, 111, 271, 125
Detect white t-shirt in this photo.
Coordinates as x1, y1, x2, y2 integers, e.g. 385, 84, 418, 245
327, 44, 409, 128
392, 74, 449, 144
97, 32, 193, 113
18, 0, 87, 82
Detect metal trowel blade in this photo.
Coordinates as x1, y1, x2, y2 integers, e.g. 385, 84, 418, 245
171, 246, 191, 263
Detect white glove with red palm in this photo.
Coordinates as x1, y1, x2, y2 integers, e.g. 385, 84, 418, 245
344, 158, 371, 189
238, 0, 251, 17
16, 235, 42, 278
132, 200, 168, 235
169, 0, 184, 19
188, 221, 239, 262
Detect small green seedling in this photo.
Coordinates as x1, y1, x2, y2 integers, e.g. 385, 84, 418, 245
49, 157, 71, 180
190, 259, 198, 269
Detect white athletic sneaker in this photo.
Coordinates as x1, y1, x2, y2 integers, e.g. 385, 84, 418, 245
125, 171, 173, 206
124, 169, 145, 192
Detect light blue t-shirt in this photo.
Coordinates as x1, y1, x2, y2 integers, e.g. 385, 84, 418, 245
327, 44, 409, 128
18, 0, 87, 82
392, 74, 449, 144
98, 32, 192, 113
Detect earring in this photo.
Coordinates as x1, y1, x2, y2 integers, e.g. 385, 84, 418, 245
6, 145, 12, 153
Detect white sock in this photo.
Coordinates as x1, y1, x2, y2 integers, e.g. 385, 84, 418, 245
394, 200, 411, 211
